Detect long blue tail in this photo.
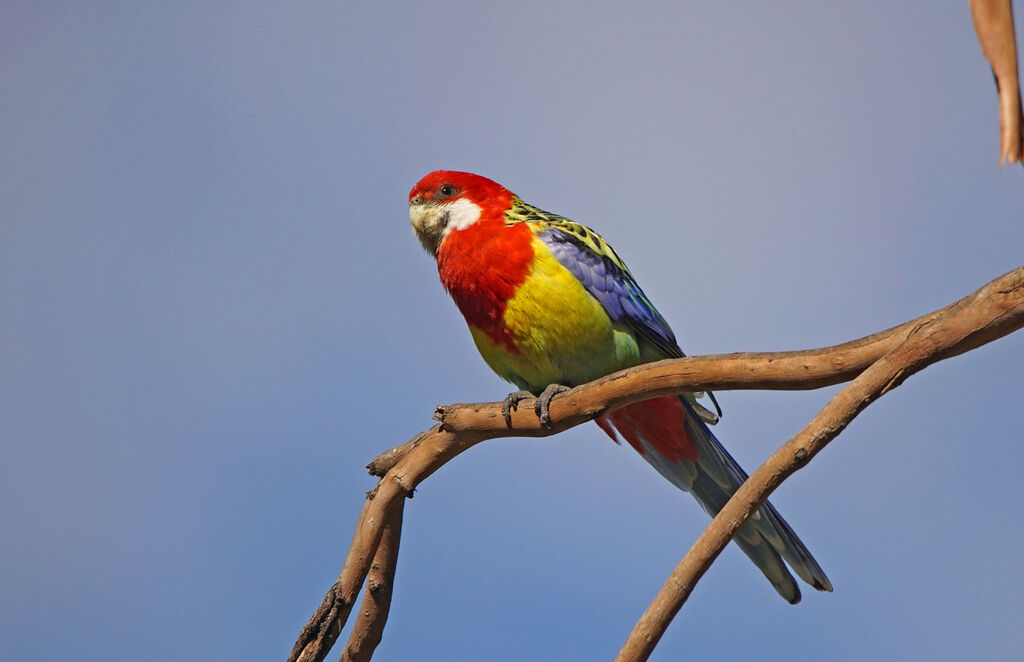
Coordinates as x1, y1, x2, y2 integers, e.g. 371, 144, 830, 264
597, 396, 832, 603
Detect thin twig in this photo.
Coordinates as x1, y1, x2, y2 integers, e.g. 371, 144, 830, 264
366, 430, 431, 478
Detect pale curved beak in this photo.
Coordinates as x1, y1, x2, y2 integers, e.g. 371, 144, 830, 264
409, 203, 447, 256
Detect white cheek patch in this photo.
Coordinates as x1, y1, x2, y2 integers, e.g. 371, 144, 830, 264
440, 198, 483, 237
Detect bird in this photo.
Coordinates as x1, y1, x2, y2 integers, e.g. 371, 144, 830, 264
408, 170, 831, 603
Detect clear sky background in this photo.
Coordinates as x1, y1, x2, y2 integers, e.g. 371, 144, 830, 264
3, 2, 1023, 660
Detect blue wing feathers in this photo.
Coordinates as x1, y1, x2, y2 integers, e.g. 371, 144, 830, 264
537, 227, 682, 359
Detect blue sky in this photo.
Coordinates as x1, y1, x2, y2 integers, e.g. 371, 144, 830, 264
2, 2, 1023, 660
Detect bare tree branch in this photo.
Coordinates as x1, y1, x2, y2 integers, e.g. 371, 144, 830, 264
288, 266, 1024, 662
287, 498, 375, 662
970, 0, 1024, 167
339, 503, 404, 662
614, 265, 1024, 661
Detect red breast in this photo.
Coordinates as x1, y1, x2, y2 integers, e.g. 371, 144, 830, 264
437, 218, 534, 352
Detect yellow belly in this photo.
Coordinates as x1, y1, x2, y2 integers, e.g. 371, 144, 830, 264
469, 240, 641, 391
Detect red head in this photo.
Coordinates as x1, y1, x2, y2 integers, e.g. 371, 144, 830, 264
408, 171, 516, 254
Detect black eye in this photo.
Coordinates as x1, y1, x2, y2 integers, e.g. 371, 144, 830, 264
439, 184, 455, 197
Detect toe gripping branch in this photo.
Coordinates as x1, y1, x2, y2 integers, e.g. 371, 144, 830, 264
502, 384, 573, 428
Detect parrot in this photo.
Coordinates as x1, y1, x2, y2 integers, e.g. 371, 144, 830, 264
408, 170, 832, 603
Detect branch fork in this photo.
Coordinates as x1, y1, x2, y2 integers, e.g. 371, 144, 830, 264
289, 266, 1024, 662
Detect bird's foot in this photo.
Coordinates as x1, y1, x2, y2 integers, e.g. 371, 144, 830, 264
502, 390, 535, 427
534, 383, 572, 429
501, 384, 572, 428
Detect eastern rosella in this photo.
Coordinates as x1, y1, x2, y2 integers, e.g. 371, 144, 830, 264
408, 170, 832, 603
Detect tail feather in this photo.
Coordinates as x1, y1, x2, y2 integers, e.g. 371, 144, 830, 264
681, 402, 833, 594
597, 396, 832, 602
689, 461, 804, 603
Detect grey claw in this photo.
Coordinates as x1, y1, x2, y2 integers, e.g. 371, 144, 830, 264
534, 384, 572, 428
502, 390, 535, 427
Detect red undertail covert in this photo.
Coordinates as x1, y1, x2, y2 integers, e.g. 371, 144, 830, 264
598, 397, 698, 462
